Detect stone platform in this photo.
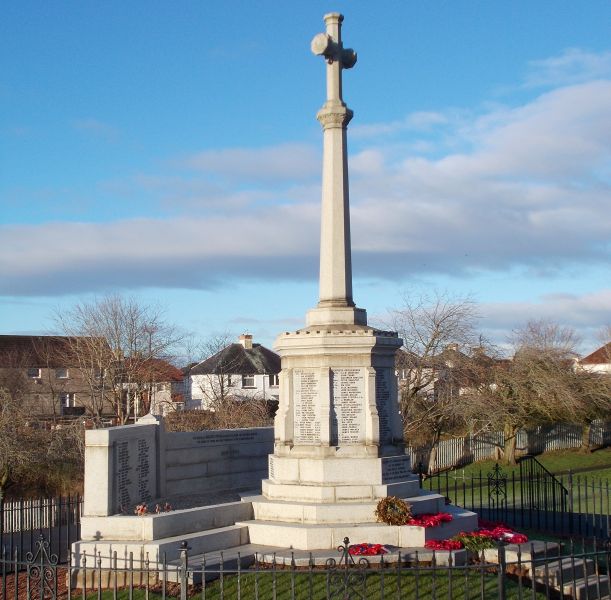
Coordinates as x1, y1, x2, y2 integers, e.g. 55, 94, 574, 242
73, 494, 478, 566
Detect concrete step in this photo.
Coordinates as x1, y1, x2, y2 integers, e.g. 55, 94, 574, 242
483, 540, 562, 565
80, 500, 253, 542
247, 490, 445, 525
167, 543, 283, 583
255, 545, 468, 567
73, 524, 250, 568
165, 541, 469, 584
260, 477, 422, 503
240, 504, 478, 550
561, 574, 610, 600
534, 557, 596, 586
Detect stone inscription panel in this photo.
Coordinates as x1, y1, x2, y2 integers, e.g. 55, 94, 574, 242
113, 432, 155, 513
115, 440, 132, 511
293, 369, 321, 444
331, 368, 365, 445
190, 430, 259, 446
375, 368, 393, 445
381, 456, 411, 483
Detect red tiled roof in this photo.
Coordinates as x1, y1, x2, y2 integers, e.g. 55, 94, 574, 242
580, 342, 611, 365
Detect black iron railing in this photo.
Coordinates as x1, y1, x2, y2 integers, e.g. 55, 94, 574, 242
1, 535, 610, 600
424, 463, 610, 539
0, 495, 81, 564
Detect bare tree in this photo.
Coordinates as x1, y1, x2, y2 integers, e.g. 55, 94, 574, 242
466, 319, 610, 463
56, 295, 183, 425
386, 292, 484, 472
0, 386, 34, 497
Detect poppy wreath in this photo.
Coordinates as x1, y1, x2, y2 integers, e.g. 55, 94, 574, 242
425, 539, 463, 551
348, 543, 388, 556
407, 512, 453, 528
375, 496, 413, 526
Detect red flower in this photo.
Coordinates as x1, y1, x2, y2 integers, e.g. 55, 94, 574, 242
407, 512, 454, 528
425, 539, 463, 550
348, 543, 388, 556
505, 533, 528, 544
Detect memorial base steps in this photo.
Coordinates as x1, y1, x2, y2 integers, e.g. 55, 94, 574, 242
79, 500, 253, 542
73, 524, 250, 569
239, 504, 478, 551
244, 489, 446, 524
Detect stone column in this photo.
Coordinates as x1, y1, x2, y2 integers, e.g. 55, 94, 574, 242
307, 13, 366, 327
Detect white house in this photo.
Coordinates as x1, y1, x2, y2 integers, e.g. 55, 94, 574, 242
577, 342, 611, 375
186, 334, 281, 410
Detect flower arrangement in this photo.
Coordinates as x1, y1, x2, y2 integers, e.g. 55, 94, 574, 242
452, 531, 497, 553
424, 539, 463, 551
407, 512, 453, 528
134, 502, 173, 516
349, 543, 388, 556
424, 521, 528, 553
375, 496, 413, 526
134, 503, 148, 516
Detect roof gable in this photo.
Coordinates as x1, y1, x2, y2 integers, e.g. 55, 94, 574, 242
190, 343, 280, 376
0, 335, 105, 368
580, 342, 611, 365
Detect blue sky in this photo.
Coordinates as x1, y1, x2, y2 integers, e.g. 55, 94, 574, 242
1, 1, 610, 357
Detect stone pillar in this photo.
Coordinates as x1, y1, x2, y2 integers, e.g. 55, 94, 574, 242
307, 13, 366, 328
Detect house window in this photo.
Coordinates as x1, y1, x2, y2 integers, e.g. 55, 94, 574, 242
27, 367, 41, 379
269, 374, 279, 387
242, 374, 255, 388
227, 374, 233, 387
60, 392, 76, 407
55, 368, 69, 379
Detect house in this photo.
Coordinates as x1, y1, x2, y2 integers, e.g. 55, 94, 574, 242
124, 357, 186, 417
186, 334, 281, 410
0, 334, 113, 420
577, 342, 611, 375
396, 344, 506, 401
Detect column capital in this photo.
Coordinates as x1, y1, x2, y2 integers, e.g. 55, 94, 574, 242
316, 104, 353, 129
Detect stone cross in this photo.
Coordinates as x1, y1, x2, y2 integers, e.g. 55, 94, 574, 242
310, 13, 360, 318
311, 13, 357, 108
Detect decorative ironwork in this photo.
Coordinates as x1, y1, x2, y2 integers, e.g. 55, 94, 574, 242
487, 463, 507, 509
519, 455, 568, 512
325, 537, 370, 600
25, 535, 58, 600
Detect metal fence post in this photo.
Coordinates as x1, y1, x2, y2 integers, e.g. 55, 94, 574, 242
0, 488, 4, 552
567, 470, 574, 535
179, 541, 189, 600
497, 544, 506, 600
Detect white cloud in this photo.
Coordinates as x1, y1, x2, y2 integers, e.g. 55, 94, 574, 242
478, 289, 611, 353
525, 48, 611, 88
352, 111, 449, 139
2, 58, 610, 305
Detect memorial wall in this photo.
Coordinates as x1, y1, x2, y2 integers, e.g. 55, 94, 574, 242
83, 419, 274, 516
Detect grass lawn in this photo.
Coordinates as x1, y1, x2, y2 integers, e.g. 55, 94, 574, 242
445, 448, 611, 481
81, 568, 549, 599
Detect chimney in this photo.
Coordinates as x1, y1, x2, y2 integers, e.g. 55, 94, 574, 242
239, 334, 253, 349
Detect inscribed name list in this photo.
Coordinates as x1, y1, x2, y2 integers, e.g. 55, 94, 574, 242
293, 369, 321, 444
375, 367, 393, 445
113, 433, 155, 512
331, 367, 365, 445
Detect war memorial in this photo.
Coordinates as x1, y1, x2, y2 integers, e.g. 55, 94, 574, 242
74, 11, 503, 572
